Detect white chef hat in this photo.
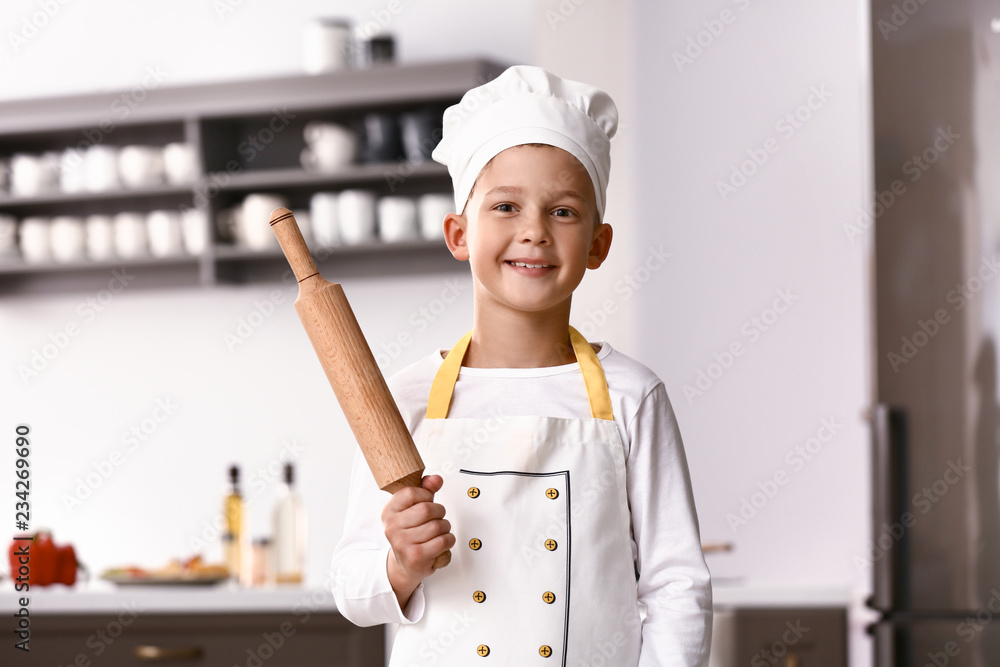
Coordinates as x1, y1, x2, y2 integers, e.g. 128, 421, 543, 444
431, 65, 619, 219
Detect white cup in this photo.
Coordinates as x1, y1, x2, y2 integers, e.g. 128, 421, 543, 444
337, 190, 376, 245
19, 217, 51, 263
0, 215, 18, 257
310, 192, 339, 247
119, 146, 165, 189
49, 216, 86, 263
418, 194, 453, 240
163, 143, 198, 185
59, 148, 88, 194
180, 209, 208, 256
113, 212, 148, 258
378, 196, 418, 243
241, 193, 286, 250
303, 19, 352, 74
147, 210, 184, 257
11, 154, 59, 197
301, 122, 357, 172
85, 145, 121, 192
85, 215, 116, 260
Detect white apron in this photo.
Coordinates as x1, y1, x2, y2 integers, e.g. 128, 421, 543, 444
389, 327, 641, 667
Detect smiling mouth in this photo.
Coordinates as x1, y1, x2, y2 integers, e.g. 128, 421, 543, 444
506, 261, 555, 269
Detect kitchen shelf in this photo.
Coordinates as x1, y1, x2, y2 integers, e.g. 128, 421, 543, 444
216, 162, 448, 191
0, 183, 195, 208
0, 58, 504, 294
0, 253, 199, 275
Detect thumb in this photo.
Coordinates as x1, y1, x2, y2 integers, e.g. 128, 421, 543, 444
421, 474, 444, 495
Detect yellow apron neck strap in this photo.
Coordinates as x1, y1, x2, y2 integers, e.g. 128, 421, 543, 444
569, 326, 615, 421
425, 327, 614, 421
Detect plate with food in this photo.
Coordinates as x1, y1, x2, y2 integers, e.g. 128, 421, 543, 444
101, 555, 230, 586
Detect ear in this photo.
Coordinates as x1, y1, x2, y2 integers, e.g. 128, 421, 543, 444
443, 212, 470, 262
587, 222, 613, 269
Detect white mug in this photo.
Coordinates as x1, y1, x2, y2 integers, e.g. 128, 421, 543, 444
180, 208, 208, 256
19, 217, 51, 263
301, 122, 357, 172
59, 148, 88, 194
49, 216, 86, 263
113, 211, 148, 258
303, 19, 352, 74
85, 145, 121, 192
418, 194, 453, 240
378, 196, 418, 243
337, 190, 376, 245
310, 192, 339, 247
0, 215, 18, 257
146, 210, 184, 257
11, 154, 59, 197
119, 145, 165, 189
240, 193, 286, 250
85, 215, 116, 260
163, 143, 198, 185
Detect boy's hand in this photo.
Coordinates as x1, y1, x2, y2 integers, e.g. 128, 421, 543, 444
383, 474, 456, 610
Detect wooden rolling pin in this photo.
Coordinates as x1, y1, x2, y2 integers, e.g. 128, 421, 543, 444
269, 207, 450, 569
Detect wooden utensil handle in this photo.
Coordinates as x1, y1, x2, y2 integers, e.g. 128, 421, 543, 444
269, 208, 318, 284
268, 207, 450, 570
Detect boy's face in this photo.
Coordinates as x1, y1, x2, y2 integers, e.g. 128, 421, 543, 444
444, 144, 612, 318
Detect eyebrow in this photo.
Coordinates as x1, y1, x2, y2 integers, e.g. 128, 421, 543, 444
482, 185, 587, 203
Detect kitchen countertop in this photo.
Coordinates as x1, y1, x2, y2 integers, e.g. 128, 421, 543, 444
0, 580, 338, 614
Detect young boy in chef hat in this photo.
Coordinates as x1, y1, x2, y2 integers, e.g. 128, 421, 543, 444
333, 66, 712, 666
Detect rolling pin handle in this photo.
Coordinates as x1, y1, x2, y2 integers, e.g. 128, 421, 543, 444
269, 207, 319, 284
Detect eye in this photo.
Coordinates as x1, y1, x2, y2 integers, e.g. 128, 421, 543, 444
552, 207, 575, 218
493, 202, 515, 213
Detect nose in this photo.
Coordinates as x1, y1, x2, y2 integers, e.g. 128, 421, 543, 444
517, 207, 550, 245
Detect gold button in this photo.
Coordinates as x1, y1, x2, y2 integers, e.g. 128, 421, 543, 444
469, 538, 483, 551
473, 590, 486, 603
477, 644, 490, 657
545, 488, 559, 499
544, 538, 558, 551
542, 591, 556, 604
468, 487, 480, 498
539, 645, 553, 658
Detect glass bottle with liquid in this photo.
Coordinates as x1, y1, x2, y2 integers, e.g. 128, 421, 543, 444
223, 465, 249, 585
273, 463, 307, 584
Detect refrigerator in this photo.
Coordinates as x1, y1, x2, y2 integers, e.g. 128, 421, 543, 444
871, 0, 1000, 664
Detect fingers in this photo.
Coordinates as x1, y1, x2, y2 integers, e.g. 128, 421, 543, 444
382, 474, 455, 583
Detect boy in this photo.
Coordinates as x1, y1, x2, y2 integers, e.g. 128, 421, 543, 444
332, 66, 712, 666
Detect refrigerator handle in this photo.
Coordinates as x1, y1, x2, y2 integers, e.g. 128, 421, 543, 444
869, 403, 906, 613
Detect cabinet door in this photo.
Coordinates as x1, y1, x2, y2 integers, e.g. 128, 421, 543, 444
28, 612, 384, 667
733, 608, 847, 667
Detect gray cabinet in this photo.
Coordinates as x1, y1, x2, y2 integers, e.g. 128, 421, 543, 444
711, 607, 847, 667
21, 611, 383, 666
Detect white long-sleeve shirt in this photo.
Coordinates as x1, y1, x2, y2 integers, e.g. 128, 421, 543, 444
331, 341, 712, 666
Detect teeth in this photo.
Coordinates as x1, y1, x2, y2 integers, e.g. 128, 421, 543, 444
509, 261, 551, 269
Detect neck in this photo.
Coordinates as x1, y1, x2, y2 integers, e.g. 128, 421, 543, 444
465, 300, 576, 368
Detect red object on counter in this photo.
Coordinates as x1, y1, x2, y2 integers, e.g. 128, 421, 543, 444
8, 532, 79, 587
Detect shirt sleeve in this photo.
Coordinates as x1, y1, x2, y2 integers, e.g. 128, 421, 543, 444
628, 383, 713, 666
330, 447, 426, 627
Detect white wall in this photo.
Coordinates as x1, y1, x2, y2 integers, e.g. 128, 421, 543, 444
0, 0, 534, 100
631, 0, 873, 664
